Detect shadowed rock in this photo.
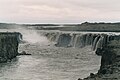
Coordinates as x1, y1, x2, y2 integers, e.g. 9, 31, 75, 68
0, 32, 21, 63
79, 40, 120, 80
19, 51, 31, 55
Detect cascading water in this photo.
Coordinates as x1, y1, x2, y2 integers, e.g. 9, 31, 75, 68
45, 31, 120, 51
73, 34, 79, 47
69, 34, 76, 47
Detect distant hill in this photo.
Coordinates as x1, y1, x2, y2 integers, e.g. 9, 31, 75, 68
60, 22, 120, 32
0, 23, 59, 29
0, 22, 120, 32
0, 23, 21, 29
39, 22, 120, 32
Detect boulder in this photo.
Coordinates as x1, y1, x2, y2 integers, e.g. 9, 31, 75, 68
19, 51, 31, 55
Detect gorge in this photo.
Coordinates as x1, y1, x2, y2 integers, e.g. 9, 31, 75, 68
0, 28, 120, 80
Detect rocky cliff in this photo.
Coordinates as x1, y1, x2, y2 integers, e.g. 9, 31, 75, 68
0, 32, 21, 63
78, 40, 120, 80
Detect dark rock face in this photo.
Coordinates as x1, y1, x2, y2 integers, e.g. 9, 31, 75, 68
19, 51, 31, 55
56, 34, 72, 47
0, 32, 21, 63
81, 40, 120, 80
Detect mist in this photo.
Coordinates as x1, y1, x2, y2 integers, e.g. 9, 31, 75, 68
20, 29, 49, 44
0, 27, 50, 44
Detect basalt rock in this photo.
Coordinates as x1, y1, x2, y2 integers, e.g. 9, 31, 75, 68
0, 32, 21, 63
80, 40, 120, 80
19, 51, 31, 55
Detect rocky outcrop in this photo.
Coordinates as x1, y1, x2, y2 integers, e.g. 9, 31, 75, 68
79, 40, 120, 80
19, 51, 31, 55
0, 32, 21, 63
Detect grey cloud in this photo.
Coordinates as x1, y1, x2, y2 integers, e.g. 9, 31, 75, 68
0, 0, 120, 23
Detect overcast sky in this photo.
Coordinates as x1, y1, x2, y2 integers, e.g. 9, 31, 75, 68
0, 0, 120, 23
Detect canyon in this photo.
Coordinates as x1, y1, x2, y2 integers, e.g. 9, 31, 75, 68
0, 26, 120, 80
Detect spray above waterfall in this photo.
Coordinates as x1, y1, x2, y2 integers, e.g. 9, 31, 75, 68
0, 28, 50, 45
20, 29, 49, 44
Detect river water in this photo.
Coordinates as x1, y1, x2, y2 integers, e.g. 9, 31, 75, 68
0, 29, 101, 80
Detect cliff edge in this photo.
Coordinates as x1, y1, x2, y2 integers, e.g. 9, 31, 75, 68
0, 32, 21, 63
78, 40, 120, 80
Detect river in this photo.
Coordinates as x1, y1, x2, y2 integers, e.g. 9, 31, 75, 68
0, 29, 102, 80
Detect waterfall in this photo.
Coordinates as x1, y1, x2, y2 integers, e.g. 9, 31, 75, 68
55, 32, 61, 42
69, 33, 75, 47
44, 31, 120, 51
74, 35, 83, 47
73, 34, 79, 47
92, 35, 100, 50
93, 36, 103, 51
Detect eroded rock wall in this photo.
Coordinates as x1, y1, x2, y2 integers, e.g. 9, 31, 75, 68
0, 32, 21, 63
80, 40, 120, 80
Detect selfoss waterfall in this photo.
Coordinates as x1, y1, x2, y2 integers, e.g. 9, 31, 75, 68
0, 29, 120, 80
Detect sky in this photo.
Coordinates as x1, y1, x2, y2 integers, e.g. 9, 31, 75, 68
0, 0, 120, 23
